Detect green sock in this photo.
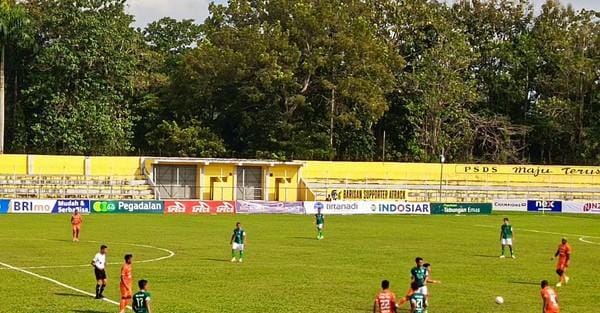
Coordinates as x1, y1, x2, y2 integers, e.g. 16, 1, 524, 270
509, 246, 514, 255
239, 250, 244, 259
231, 250, 236, 258
501, 246, 505, 255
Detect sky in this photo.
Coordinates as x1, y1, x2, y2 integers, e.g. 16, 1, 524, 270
126, 0, 599, 28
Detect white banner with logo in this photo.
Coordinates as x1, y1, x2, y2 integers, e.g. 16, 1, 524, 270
10, 199, 56, 213
304, 201, 430, 215
562, 201, 600, 214
492, 199, 528, 212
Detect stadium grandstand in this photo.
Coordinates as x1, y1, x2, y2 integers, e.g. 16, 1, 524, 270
1, 154, 599, 202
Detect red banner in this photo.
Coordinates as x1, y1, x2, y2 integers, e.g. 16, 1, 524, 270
164, 201, 235, 214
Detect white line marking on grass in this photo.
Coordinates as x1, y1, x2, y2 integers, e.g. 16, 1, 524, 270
579, 237, 600, 245
474, 224, 600, 239
0, 239, 175, 270
0, 260, 131, 310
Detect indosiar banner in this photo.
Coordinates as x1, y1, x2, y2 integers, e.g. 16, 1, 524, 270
91, 200, 164, 214
304, 201, 431, 215
431, 203, 492, 215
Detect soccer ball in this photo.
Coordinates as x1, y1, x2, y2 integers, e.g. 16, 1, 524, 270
495, 296, 504, 304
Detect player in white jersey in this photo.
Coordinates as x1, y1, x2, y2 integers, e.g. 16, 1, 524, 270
91, 245, 108, 299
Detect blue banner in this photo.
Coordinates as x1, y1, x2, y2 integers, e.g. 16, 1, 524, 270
53, 200, 90, 214
527, 200, 562, 212
0, 199, 9, 213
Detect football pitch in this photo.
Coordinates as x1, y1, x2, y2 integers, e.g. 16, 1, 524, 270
0, 213, 599, 313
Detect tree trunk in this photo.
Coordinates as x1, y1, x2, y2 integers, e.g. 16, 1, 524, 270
0, 45, 5, 154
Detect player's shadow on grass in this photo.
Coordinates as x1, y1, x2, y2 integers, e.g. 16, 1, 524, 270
55, 292, 91, 298
509, 281, 539, 286
198, 258, 233, 263
291, 236, 316, 240
473, 254, 501, 258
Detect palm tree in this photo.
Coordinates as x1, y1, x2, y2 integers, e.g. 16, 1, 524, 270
0, 0, 30, 153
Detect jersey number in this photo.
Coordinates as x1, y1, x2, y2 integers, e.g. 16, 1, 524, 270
379, 299, 391, 310
135, 297, 144, 308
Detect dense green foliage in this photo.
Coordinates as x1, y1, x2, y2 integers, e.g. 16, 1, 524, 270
0, 213, 599, 312
0, 0, 598, 163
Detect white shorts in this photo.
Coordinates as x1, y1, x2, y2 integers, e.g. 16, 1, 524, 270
317, 224, 323, 230
232, 243, 244, 251
502, 238, 513, 245
417, 286, 428, 296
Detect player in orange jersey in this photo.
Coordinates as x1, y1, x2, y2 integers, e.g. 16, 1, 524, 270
119, 254, 133, 313
541, 280, 560, 313
71, 209, 82, 242
373, 280, 396, 313
551, 238, 571, 287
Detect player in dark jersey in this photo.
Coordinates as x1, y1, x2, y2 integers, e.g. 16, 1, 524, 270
315, 208, 325, 240
409, 282, 428, 313
230, 222, 246, 262
132, 279, 152, 313
500, 217, 515, 258
410, 257, 429, 296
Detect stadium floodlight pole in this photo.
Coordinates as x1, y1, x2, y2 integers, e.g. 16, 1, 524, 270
439, 153, 445, 201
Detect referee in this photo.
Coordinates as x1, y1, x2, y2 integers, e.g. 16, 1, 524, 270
91, 245, 108, 299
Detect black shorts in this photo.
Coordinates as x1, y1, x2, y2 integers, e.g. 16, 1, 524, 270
94, 268, 107, 280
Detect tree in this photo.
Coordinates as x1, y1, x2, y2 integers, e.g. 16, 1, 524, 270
0, 0, 30, 153
165, 0, 402, 160
15, 0, 139, 155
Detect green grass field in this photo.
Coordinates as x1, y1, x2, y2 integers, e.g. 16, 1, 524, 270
0, 213, 599, 312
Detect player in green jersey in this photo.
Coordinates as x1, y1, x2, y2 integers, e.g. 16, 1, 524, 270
410, 257, 429, 296
409, 282, 428, 313
230, 222, 247, 263
315, 206, 325, 240
132, 279, 152, 313
500, 217, 515, 259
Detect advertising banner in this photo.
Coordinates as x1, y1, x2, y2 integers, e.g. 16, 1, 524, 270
562, 201, 600, 214
0, 199, 9, 214
9, 199, 91, 214
52, 200, 90, 214
526, 200, 562, 212
431, 203, 492, 215
10, 199, 57, 213
91, 200, 164, 214
304, 201, 431, 215
492, 200, 528, 212
369, 202, 431, 215
236, 201, 305, 214
304, 201, 368, 215
164, 200, 235, 214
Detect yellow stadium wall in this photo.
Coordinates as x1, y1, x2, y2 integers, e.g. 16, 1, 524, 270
0, 155, 142, 176
202, 164, 236, 201
0, 154, 27, 174
301, 161, 600, 186
266, 165, 299, 202
89, 157, 142, 176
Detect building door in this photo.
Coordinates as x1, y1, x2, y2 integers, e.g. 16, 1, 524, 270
236, 167, 263, 200
154, 165, 197, 199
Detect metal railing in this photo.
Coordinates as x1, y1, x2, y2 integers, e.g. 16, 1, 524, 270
153, 184, 600, 202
